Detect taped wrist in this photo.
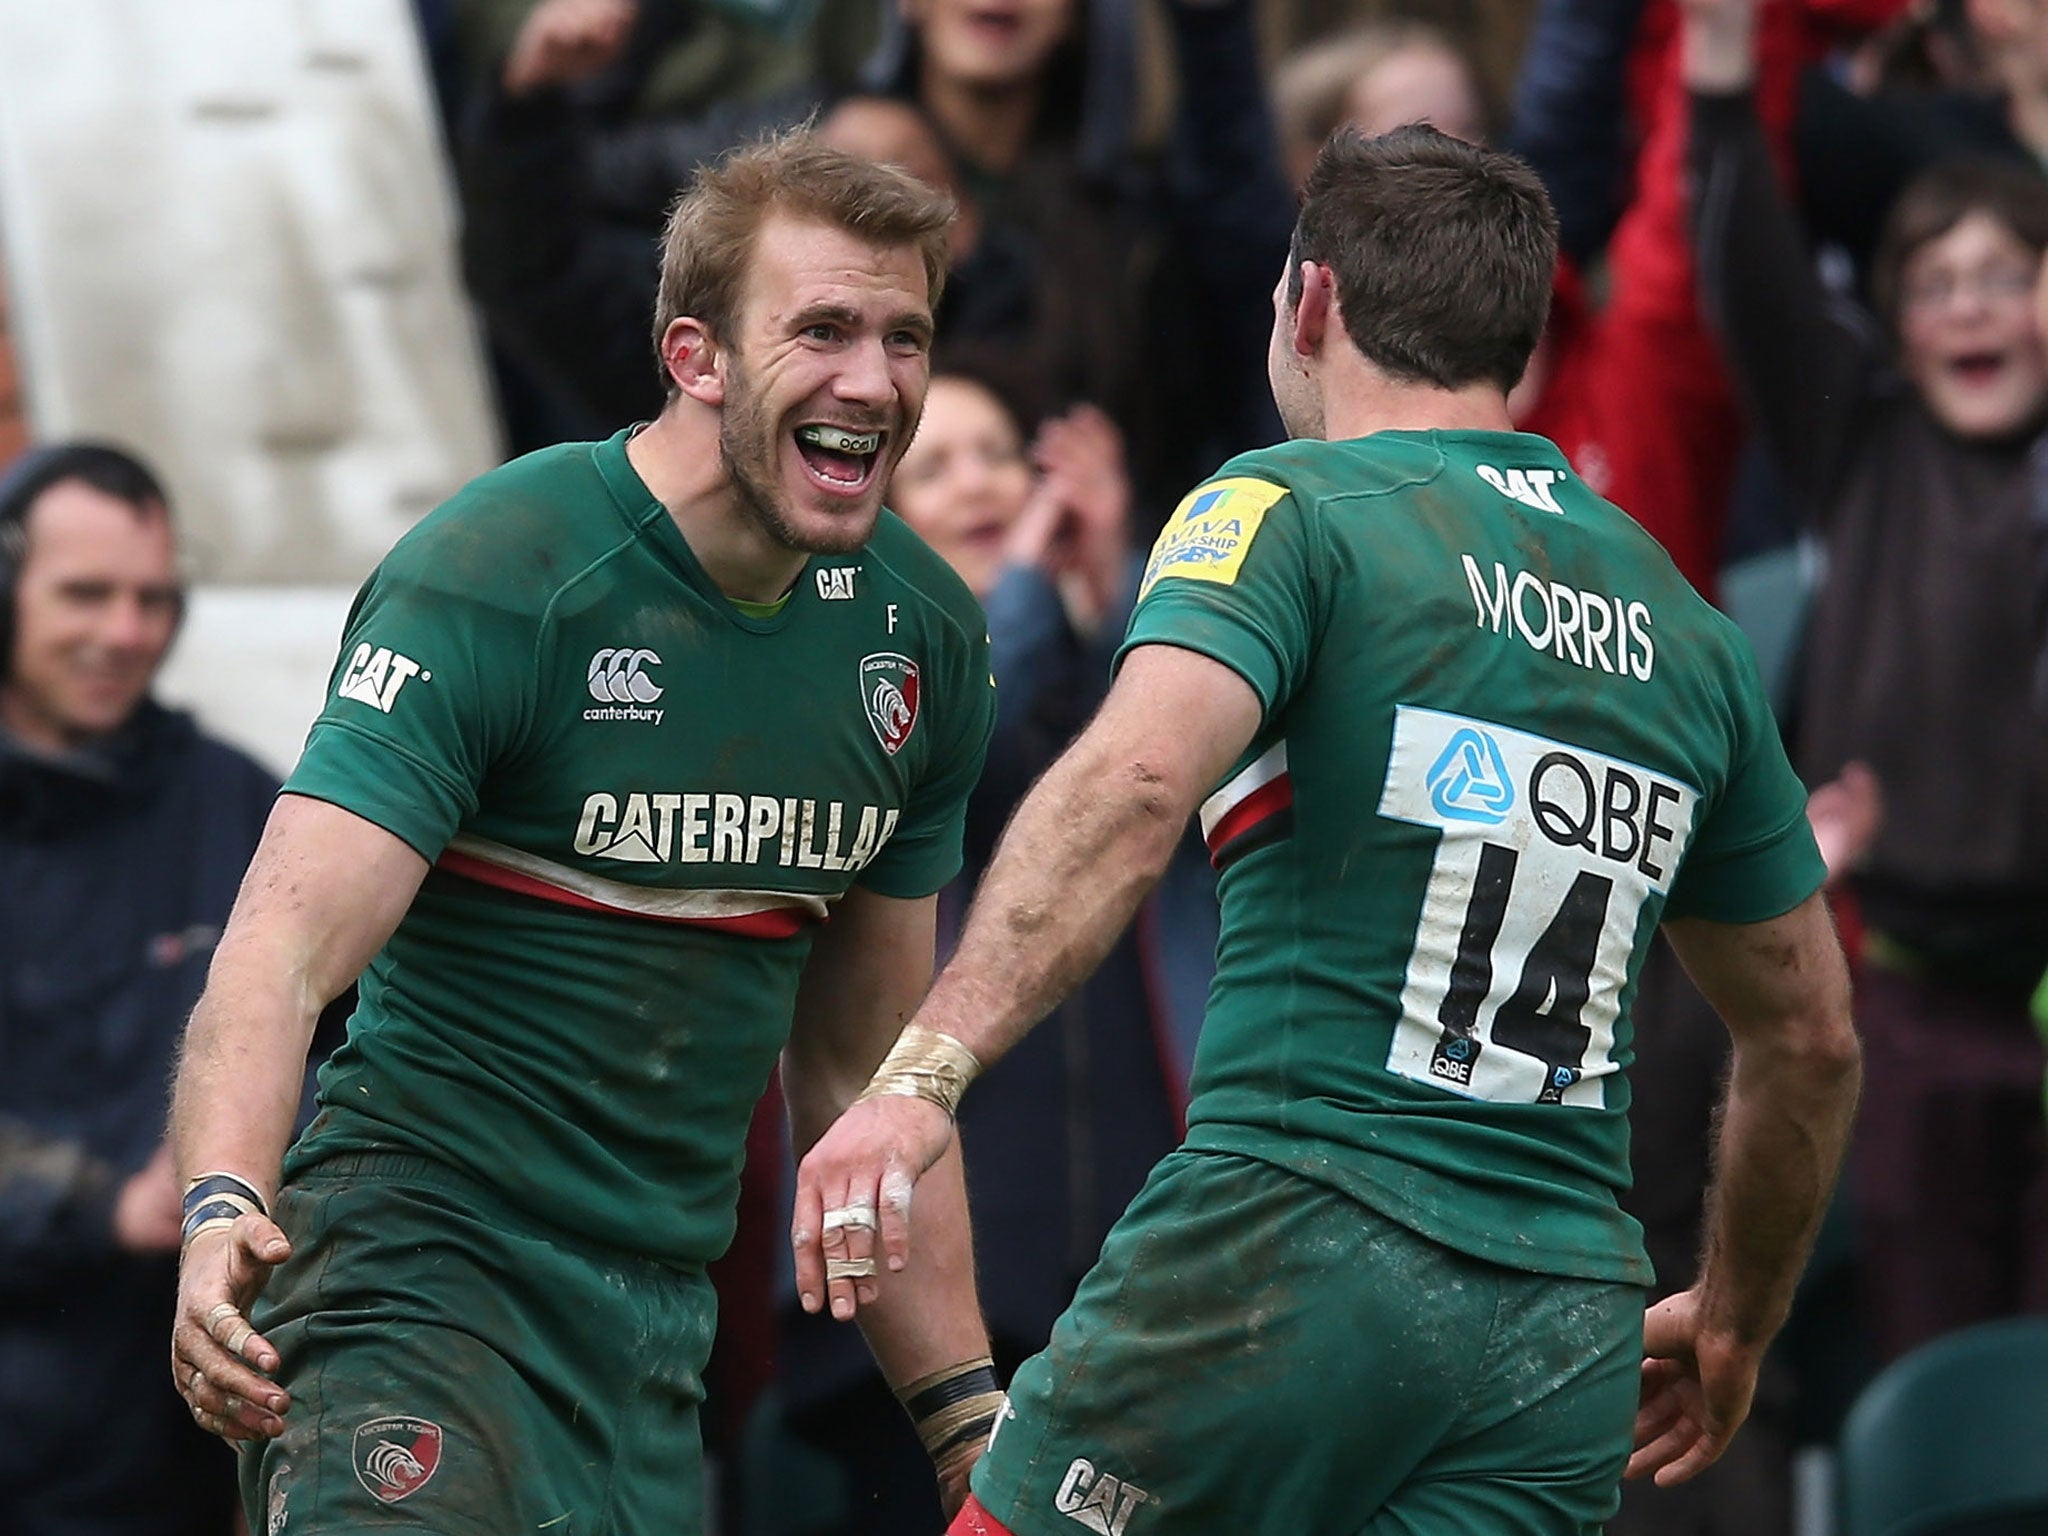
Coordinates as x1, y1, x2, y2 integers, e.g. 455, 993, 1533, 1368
854, 1025, 982, 1118
180, 1171, 268, 1248
897, 1356, 1003, 1476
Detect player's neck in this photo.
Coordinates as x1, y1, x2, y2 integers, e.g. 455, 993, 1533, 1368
627, 411, 807, 605
1320, 373, 1515, 443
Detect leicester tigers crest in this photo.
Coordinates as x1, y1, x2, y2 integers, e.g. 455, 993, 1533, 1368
352, 1416, 442, 1504
860, 652, 921, 755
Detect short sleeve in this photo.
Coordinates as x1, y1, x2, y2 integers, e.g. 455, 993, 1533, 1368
857, 621, 997, 899
283, 551, 540, 862
1115, 476, 1318, 717
1664, 638, 1826, 924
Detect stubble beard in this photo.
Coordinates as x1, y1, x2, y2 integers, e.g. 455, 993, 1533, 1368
721, 357, 882, 556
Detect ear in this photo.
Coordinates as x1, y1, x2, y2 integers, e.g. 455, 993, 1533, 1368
661, 318, 725, 406
1291, 261, 1334, 359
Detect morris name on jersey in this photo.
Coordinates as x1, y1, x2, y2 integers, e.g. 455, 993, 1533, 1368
1462, 554, 1655, 681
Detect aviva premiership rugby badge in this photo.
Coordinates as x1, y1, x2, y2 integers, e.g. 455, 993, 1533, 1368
860, 652, 921, 755
1139, 477, 1288, 600
353, 1416, 442, 1504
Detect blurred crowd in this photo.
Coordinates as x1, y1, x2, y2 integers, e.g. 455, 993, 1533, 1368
4, 0, 2048, 1532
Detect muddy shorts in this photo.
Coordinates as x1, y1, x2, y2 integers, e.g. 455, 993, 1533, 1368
965, 1150, 1643, 1536
238, 1153, 714, 1536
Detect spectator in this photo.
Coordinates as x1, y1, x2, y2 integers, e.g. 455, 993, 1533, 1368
456, 0, 888, 446
0, 444, 278, 1536
1273, 19, 1495, 188
860, 0, 1291, 518
769, 373, 1212, 1533
1687, 0, 2048, 1362
1797, 0, 2048, 289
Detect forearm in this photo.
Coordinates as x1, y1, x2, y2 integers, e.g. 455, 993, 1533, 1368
852, 1143, 988, 1380
169, 939, 327, 1199
784, 1049, 988, 1374
920, 738, 1186, 1071
1506, 0, 1649, 265
1697, 1021, 1860, 1344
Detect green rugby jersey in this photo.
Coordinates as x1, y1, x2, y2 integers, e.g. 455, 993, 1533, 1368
1122, 430, 1823, 1285
283, 429, 994, 1267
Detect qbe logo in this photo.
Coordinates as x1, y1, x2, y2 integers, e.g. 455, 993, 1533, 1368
1425, 726, 1514, 824
588, 647, 663, 704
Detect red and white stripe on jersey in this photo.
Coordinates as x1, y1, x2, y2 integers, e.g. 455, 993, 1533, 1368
947, 1495, 1015, 1536
1198, 741, 1293, 869
435, 833, 828, 937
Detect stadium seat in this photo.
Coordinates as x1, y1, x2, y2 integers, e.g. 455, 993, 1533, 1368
1835, 1315, 2048, 1536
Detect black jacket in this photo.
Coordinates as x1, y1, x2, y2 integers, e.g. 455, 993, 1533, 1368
0, 702, 276, 1536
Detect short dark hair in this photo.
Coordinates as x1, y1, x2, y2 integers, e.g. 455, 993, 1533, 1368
652, 126, 955, 390
1871, 158, 2048, 331
0, 441, 171, 544
1288, 126, 1557, 393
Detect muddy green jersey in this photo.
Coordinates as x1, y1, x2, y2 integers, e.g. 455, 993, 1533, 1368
283, 429, 994, 1267
1122, 431, 1822, 1284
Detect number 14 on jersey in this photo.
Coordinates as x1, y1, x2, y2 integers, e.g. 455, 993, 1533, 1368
1378, 707, 1700, 1109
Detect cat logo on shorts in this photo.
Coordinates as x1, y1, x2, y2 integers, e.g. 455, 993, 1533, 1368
352, 1416, 442, 1504
1055, 1457, 1151, 1536
860, 652, 920, 755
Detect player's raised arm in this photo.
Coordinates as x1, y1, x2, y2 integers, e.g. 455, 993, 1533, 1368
167, 794, 427, 1442
792, 641, 1261, 1317
1632, 892, 1860, 1487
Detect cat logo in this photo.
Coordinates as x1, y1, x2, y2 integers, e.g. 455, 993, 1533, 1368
337, 644, 427, 714
1476, 464, 1566, 514
816, 566, 859, 600
1055, 1458, 1151, 1536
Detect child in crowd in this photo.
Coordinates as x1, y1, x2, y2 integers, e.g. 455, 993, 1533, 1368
1686, 0, 2048, 1363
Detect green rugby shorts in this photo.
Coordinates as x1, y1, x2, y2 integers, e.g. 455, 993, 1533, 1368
967, 1149, 1643, 1536
239, 1152, 714, 1536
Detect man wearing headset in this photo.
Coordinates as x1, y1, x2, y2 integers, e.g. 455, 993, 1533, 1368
0, 443, 276, 1536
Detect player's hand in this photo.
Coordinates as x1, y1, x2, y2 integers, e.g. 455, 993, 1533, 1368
171, 1213, 293, 1442
113, 1142, 184, 1253
502, 0, 637, 95
791, 1094, 955, 1321
1626, 1288, 1761, 1486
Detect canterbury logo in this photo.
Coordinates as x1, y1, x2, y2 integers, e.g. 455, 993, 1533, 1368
588, 648, 663, 705
1055, 1458, 1150, 1536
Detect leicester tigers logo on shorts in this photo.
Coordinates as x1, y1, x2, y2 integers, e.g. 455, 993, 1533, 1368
352, 1416, 442, 1503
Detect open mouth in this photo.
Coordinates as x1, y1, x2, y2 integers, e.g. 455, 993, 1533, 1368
795, 423, 883, 493
1949, 350, 2008, 385
964, 6, 1025, 44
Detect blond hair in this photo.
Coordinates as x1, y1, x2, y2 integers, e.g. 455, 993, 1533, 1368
651, 127, 955, 389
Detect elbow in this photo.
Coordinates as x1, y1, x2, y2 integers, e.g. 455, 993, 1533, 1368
1762, 1005, 1862, 1101
1113, 755, 1190, 880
